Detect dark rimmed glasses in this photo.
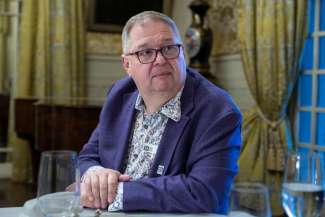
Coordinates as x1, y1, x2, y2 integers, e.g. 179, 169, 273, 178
125, 44, 182, 64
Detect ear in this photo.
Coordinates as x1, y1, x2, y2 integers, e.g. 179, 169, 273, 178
121, 55, 131, 76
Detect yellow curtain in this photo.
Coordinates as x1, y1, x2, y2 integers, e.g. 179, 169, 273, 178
0, 0, 9, 92
237, 0, 307, 215
9, 0, 86, 182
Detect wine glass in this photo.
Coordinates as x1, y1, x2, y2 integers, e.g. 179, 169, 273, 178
229, 182, 272, 217
282, 151, 324, 217
37, 150, 81, 217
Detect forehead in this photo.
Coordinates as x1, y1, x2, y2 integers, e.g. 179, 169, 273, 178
128, 20, 177, 49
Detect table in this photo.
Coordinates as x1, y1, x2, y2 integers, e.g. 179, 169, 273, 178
0, 207, 226, 217
0, 197, 227, 217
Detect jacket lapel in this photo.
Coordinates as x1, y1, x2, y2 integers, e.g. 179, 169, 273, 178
113, 91, 138, 171
149, 72, 196, 177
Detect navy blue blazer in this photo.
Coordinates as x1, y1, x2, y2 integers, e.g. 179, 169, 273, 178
78, 68, 242, 214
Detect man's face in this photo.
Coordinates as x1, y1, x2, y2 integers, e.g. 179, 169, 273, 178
122, 20, 187, 96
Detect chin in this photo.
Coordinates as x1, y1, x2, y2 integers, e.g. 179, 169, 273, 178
152, 85, 174, 93
153, 87, 171, 92
152, 80, 174, 91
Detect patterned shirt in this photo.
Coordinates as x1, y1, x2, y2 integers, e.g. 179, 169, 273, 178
108, 88, 183, 211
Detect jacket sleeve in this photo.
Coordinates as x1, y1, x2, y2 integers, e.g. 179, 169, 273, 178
78, 84, 116, 176
123, 111, 242, 214
78, 126, 102, 176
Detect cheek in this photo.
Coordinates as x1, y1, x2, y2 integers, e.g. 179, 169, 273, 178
172, 60, 186, 79
131, 65, 151, 83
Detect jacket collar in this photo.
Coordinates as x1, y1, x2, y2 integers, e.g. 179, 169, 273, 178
134, 87, 184, 122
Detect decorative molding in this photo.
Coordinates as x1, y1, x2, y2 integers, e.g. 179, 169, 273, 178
0, 12, 19, 16
86, 32, 122, 55
86, 54, 122, 61
210, 53, 241, 62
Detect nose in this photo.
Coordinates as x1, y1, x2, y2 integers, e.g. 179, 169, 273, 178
154, 50, 167, 64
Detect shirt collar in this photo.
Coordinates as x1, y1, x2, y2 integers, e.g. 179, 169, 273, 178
135, 88, 183, 122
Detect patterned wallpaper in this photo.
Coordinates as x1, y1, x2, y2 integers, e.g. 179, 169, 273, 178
207, 0, 240, 56
86, 0, 240, 56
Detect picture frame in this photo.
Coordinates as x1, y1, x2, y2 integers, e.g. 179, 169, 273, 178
87, 0, 173, 33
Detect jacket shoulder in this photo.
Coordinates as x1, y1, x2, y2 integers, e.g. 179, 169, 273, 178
187, 69, 241, 116
107, 76, 137, 97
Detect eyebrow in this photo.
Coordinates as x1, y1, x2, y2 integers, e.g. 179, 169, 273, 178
133, 39, 175, 51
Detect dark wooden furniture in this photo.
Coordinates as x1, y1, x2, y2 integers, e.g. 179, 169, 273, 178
0, 93, 10, 161
15, 98, 38, 141
0, 94, 10, 143
14, 98, 102, 182
34, 100, 100, 151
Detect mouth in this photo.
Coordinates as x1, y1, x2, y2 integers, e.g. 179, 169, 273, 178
153, 71, 171, 78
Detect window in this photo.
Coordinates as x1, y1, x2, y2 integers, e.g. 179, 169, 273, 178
297, 0, 325, 157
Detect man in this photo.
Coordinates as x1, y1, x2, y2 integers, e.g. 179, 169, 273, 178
78, 11, 242, 214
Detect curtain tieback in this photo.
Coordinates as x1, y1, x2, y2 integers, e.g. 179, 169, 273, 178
256, 107, 286, 172
256, 106, 285, 128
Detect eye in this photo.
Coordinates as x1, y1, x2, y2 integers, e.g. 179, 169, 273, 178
164, 45, 178, 53
138, 49, 155, 57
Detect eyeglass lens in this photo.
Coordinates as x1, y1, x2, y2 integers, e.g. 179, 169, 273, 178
137, 45, 180, 64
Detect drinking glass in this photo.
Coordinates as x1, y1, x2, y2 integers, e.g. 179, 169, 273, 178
37, 150, 81, 217
282, 151, 324, 217
229, 182, 272, 217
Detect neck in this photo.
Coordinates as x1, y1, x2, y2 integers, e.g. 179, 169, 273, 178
141, 89, 180, 114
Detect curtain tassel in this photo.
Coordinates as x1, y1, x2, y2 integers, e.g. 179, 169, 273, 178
267, 146, 276, 171
267, 128, 285, 172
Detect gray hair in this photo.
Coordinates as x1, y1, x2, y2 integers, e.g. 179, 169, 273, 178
121, 11, 183, 53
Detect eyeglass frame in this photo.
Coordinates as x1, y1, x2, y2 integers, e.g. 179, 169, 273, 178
124, 44, 183, 64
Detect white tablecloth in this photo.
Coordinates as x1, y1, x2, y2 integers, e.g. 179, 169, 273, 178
0, 197, 228, 217
0, 206, 227, 217
0, 207, 23, 217
0, 196, 261, 217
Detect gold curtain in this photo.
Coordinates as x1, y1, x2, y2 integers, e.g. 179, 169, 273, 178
9, 0, 86, 182
237, 0, 307, 215
0, 0, 9, 92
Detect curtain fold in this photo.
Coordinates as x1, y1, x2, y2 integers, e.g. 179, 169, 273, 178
236, 0, 307, 215
9, 0, 86, 183
0, 0, 9, 93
